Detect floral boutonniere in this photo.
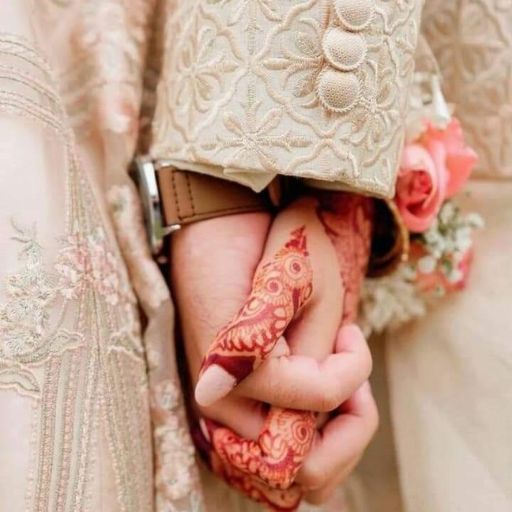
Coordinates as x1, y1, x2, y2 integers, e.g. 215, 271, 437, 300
360, 116, 483, 336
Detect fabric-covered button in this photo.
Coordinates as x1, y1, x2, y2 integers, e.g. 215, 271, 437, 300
317, 69, 360, 113
322, 28, 367, 71
334, 0, 375, 31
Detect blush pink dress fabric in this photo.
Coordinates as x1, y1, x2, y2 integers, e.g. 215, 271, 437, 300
0, 2, 202, 511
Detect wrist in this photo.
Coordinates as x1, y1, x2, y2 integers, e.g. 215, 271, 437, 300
172, 211, 271, 259
131, 157, 274, 256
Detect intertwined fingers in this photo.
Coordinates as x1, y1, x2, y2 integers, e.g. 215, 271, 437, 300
196, 326, 372, 511
195, 227, 313, 406
194, 417, 305, 512
193, 196, 375, 509
208, 408, 316, 491
236, 324, 372, 411
192, 227, 318, 507
300, 381, 379, 503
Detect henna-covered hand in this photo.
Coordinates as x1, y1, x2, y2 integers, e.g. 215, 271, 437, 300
195, 227, 314, 407
194, 228, 317, 499
171, 198, 376, 511
315, 191, 374, 324
172, 214, 319, 510
209, 408, 316, 489
194, 413, 311, 511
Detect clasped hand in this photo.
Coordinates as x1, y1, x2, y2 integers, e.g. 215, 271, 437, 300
171, 194, 378, 510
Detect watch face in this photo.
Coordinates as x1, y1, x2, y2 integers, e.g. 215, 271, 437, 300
130, 157, 166, 256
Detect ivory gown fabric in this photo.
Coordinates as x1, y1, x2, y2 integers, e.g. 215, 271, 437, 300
384, 1, 512, 511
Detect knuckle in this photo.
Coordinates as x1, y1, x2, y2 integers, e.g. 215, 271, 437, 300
317, 387, 343, 412
357, 344, 373, 381
300, 460, 329, 490
266, 361, 303, 406
366, 400, 380, 438
277, 385, 303, 409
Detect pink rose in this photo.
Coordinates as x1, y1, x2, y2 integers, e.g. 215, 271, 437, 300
395, 144, 446, 232
421, 119, 478, 198
396, 118, 478, 233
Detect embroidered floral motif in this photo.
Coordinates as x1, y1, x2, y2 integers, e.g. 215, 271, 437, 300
152, 380, 199, 504
422, 0, 512, 176
39, 2, 205, 508
173, 19, 239, 125
0, 221, 55, 360
207, 88, 311, 173
262, 21, 324, 102
55, 229, 121, 306
152, 0, 422, 197
0, 221, 84, 364
0, 30, 155, 512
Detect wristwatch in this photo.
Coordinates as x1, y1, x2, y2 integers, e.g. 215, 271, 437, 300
130, 157, 273, 256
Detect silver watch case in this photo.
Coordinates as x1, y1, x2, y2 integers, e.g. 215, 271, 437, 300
130, 156, 180, 256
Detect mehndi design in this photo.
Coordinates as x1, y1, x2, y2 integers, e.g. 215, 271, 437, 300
316, 192, 374, 323
208, 408, 316, 489
195, 227, 314, 407
195, 195, 374, 510
194, 228, 316, 509
197, 413, 313, 511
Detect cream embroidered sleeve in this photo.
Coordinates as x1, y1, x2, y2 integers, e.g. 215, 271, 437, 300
150, 0, 423, 198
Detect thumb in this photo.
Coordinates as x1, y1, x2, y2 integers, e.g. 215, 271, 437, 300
195, 226, 313, 406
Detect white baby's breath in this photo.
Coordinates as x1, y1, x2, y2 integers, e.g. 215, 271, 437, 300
359, 265, 426, 337
467, 212, 485, 229
360, 200, 483, 336
417, 255, 436, 274
418, 201, 481, 275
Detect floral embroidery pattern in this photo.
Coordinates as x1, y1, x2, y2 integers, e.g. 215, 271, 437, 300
2, 4, 206, 511
0, 30, 153, 512
422, 0, 512, 176
55, 229, 121, 306
152, 0, 422, 197
0, 221, 84, 365
152, 381, 198, 503
0, 221, 55, 361
206, 88, 311, 173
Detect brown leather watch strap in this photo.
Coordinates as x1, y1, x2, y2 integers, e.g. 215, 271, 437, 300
156, 166, 271, 227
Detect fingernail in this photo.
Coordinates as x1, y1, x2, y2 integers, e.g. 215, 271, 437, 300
199, 418, 211, 442
195, 365, 237, 407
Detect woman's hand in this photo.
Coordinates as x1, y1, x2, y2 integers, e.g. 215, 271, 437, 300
171, 205, 371, 420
